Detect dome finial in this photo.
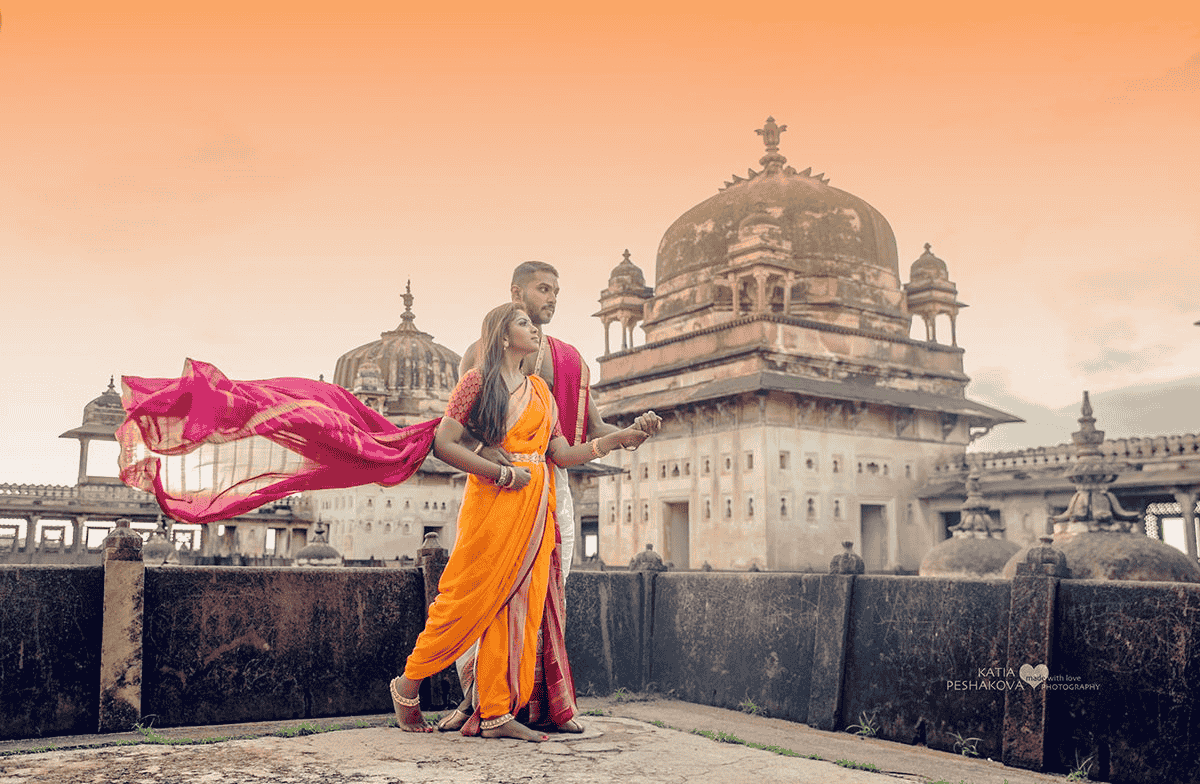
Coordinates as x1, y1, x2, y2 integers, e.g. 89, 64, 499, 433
755, 116, 788, 172
401, 280, 415, 323
924, 242, 932, 253
622, 249, 631, 264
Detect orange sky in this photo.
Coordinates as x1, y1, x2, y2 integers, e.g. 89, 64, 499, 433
1, 2, 1198, 484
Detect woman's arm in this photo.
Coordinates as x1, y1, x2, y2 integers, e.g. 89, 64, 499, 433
434, 417, 531, 490
546, 425, 649, 468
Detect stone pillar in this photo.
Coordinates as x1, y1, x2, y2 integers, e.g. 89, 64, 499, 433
417, 532, 459, 709
1173, 489, 1198, 560
602, 317, 612, 355
782, 272, 794, 314
753, 271, 768, 313
1002, 537, 1068, 771
730, 273, 740, 314
71, 515, 86, 556
98, 518, 144, 733
77, 438, 90, 486
808, 543, 863, 730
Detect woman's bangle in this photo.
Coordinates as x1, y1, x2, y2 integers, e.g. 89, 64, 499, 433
495, 465, 508, 486
590, 439, 610, 459
505, 468, 517, 488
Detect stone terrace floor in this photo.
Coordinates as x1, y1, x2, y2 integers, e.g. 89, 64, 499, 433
0, 696, 1079, 784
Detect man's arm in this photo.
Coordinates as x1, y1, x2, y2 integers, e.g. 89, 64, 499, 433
584, 392, 620, 440
454, 339, 512, 466
458, 341, 479, 377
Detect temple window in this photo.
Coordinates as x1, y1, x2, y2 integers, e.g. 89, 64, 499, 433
747, 498, 755, 517
780, 497, 789, 518
745, 452, 754, 470
779, 451, 790, 469
725, 498, 732, 518
806, 498, 816, 519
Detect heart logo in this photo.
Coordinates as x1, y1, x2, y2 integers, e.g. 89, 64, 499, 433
1019, 663, 1049, 687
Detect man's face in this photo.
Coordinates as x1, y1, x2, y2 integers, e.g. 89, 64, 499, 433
512, 272, 559, 326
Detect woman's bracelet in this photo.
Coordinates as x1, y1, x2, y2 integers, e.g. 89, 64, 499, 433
495, 465, 509, 486
504, 468, 517, 488
590, 438, 610, 459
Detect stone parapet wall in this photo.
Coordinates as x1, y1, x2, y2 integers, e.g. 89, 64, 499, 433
936, 432, 1200, 475
5, 564, 1200, 782
0, 565, 104, 739
142, 566, 428, 727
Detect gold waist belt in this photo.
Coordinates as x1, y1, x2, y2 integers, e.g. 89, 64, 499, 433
508, 452, 545, 464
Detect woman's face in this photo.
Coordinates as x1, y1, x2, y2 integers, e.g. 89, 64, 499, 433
506, 309, 541, 354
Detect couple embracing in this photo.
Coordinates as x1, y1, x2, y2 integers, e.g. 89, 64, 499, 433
390, 262, 661, 742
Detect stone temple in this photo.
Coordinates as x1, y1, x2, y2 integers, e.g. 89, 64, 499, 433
591, 118, 1018, 572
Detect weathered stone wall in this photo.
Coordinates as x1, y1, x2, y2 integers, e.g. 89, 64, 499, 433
1051, 580, 1200, 783
648, 572, 822, 722
0, 566, 104, 739
840, 576, 1012, 758
6, 563, 1200, 783
563, 571, 648, 696
142, 566, 427, 726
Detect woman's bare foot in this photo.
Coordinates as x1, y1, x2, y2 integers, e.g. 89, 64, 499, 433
480, 717, 548, 742
389, 676, 432, 732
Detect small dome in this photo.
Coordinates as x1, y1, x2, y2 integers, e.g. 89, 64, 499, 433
606, 250, 649, 293
920, 537, 1020, 578
332, 282, 461, 423
909, 243, 949, 282
83, 378, 125, 428
1002, 532, 1200, 582
295, 522, 342, 567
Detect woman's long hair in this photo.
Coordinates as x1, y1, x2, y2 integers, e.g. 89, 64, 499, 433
468, 303, 525, 447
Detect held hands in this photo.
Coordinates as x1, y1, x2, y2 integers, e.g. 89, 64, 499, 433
608, 411, 662, 452
509, 467, 531, 490
632, 411, 662, 437
495, 464, 531, 491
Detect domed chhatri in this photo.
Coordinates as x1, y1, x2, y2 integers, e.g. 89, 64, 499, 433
1002, 392, 1200, 583
647, 116, 906, 340
920, 471, 1019, 577
332, 281, 461, 425
904, 243, 965, 345
595, 250, 654, 354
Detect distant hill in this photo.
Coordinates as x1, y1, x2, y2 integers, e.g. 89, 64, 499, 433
968, 376, 1200, 454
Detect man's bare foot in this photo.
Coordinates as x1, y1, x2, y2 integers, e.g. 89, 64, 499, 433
389, 677, 433, 732
436, 707, 472, 732
480, 717, 548, 742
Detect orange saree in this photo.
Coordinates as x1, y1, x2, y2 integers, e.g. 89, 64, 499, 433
402, 374, 558, 728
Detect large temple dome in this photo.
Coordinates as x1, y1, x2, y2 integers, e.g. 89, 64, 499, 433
646, 118, 905, 338
332, 282, 461, 425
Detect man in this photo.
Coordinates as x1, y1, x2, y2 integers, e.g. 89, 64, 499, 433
444, 261, 659, 733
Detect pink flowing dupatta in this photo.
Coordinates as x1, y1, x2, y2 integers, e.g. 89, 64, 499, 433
117, 359, 438, 523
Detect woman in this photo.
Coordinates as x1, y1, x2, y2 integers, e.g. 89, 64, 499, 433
389, 303, 655, 742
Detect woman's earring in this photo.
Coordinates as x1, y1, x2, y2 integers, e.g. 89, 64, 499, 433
503, 339, 509, 348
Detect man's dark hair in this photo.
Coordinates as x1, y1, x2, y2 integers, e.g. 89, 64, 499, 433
511, 261, 559, 287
